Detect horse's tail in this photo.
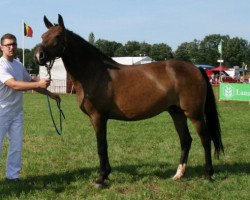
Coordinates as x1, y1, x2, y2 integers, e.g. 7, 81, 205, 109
199, 67, 224, 158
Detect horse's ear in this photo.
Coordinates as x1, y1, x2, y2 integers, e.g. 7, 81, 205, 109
58, 14, 65, 29
44, 16, 53, 29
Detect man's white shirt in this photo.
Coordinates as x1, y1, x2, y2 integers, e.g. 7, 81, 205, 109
0, 57, 31, 117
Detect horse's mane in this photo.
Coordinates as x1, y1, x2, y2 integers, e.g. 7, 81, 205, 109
65, 29, 117, 66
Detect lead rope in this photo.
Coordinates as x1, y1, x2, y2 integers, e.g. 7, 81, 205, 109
45, 60, 65, 135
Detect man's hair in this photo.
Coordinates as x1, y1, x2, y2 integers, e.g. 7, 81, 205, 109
1, 33, 16, 45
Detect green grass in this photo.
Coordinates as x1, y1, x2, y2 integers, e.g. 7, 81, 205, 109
0, 87, 249, 200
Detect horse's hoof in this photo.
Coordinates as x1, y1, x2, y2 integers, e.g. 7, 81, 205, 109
94, 183, 105, 189
172, 175, 182, 181
172, 164, 186, 181
204, 176, 214, 182
94, 179, 108, 189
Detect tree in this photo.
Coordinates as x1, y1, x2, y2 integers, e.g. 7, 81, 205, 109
114, 46, 127, 57
114, 41, 152, 57
88, 32, 95, 45
123, 41, 141, 56
139, 42, 151, 57
15, 48, 23, 62
149, 43, 173, 61
175, 40, 200, 63
25, 46, 40, 74
198, 34, 229, 66
95, 39, 122, 57
244, 43, 250, 67
175, 42, 192, 61
224, 37, 249, 67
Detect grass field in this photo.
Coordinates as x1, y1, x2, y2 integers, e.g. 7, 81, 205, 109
0, 87, 249, 200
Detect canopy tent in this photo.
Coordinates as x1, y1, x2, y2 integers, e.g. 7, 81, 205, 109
112, 56, 153, 65
211, 66, 229, 71
208, 66, 230, 77
195, 64, 215, 70
207, 65, 238, 83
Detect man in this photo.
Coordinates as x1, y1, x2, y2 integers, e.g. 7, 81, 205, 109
0, 33, 60, 181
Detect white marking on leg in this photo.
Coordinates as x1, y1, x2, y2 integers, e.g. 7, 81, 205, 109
172, 163, 187, 180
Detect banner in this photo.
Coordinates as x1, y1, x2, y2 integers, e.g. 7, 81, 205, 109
218, 39, 223, 55
219, 83, 250, 101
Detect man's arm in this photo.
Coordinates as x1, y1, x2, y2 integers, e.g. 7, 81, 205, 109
4, 78, 50, 91
4, 78, 61, 103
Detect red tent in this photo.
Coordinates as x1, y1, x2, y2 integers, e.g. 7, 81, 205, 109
212, 66, 229, 71
206, 69, 213, 77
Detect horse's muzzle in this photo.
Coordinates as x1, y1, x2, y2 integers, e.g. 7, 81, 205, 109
34, 46, 47, 65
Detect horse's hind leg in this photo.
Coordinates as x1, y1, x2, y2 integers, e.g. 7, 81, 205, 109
168, 106, 192, 180
190, 117, 214, 180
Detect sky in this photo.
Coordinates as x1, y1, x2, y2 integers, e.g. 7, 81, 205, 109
1, 0, 250, 51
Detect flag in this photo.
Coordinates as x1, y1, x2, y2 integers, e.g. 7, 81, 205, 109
218, 39, 223, 55
24, 23, 33, 37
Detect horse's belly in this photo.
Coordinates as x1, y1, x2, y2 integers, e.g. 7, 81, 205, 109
111, 93, 172, 120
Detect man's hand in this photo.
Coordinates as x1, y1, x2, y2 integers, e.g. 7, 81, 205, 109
38, 78, 51, 88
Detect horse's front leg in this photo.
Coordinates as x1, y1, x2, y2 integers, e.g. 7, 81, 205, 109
90, 115, 111, 188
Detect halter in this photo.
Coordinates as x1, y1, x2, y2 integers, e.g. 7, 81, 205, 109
45, 59, 55, 78
45, 59, 65, 135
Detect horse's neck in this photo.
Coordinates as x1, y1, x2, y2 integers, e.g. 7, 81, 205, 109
63, 33, 117, 80
62, 52, 104, 79
62, 50, 109, 99
62, 32, 117, 99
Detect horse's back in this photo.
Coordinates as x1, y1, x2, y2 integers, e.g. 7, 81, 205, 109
106, 59, 206, 120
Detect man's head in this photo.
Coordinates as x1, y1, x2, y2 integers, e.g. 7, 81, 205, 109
1, 33, 17, 61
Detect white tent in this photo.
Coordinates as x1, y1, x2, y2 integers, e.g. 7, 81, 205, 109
112, 56, 153, 65
39, 59, 69, 93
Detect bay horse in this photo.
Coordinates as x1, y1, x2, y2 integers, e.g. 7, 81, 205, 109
35, 14, 224, 188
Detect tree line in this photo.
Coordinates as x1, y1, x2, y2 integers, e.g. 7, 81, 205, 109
1, 33, 250, 74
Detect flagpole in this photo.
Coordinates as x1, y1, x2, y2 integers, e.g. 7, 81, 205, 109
218, 39, 223, 82
22, 19, 25, 67
220, 54, 222, 82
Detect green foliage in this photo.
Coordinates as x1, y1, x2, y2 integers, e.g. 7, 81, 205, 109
95, 39, 173, 61
114, 41, 152, 57
174, 40, 199, 62
0, 89, 249, 199
176, 34, 250, 67
198, 35, 229, 66
224, 37, 249, 67
139, 41, 151, 57
15, 48, 23, 61
114, 45, 128, 57
149, 43, 173, 61
88, 32, 95, 45
15, 45, 40, 74
123, 41, 141, 56
95, 39, 122, 57
25, 47, 39, 74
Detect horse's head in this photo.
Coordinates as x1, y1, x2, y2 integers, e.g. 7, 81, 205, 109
35, 14, 66, 66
